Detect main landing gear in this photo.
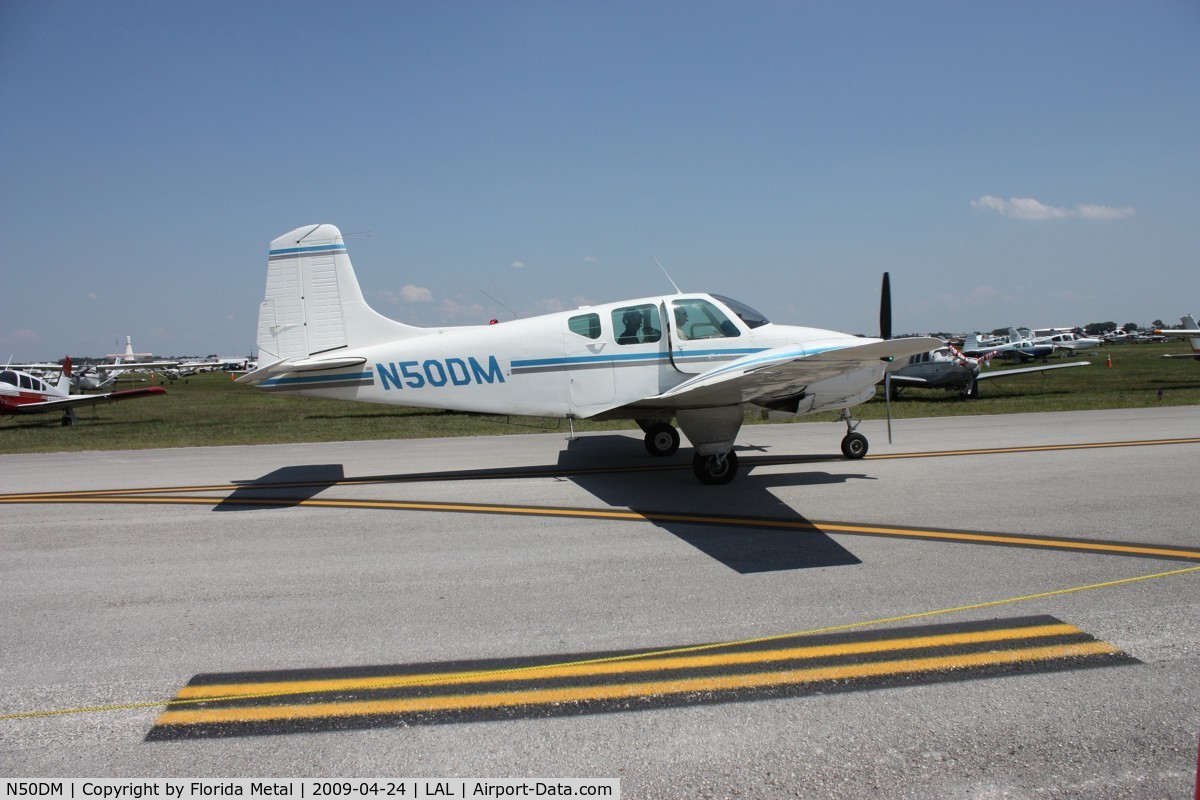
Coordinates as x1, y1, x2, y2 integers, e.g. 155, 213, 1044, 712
639, 411, 742, 485
642, 422, 680, 457
839, 409, 868, 459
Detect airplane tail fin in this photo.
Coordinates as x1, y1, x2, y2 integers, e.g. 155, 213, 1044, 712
965, 333, 980, 352
1184, 315, 1200, 356
255, 224, 424, 364
57, 357, 73, 394
1007, 327, 1025, 342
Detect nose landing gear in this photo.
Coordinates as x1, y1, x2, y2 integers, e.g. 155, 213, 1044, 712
838, 409, 868, 459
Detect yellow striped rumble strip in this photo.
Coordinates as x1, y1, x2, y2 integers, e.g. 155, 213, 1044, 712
146, 615, 1135, 739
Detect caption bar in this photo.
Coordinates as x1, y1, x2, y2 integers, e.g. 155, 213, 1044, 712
2, 782, 619, 800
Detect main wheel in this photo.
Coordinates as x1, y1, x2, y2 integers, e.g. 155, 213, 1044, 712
692, 451, 739, 485
644, 423, 680, 457
840, 432, 868, 459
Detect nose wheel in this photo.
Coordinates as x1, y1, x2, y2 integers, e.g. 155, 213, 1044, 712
840, 432, 868, 459
838, 409, 868, 459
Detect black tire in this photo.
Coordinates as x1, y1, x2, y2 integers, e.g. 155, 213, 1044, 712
692, 451, 739, 485
841, 432, 868, 459
644, 423, 680, 457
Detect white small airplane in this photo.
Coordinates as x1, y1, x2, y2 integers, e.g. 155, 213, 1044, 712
1035, 331, 1103, 354
887, 344, 1090, 399
238, 224, 941, 484
1156, 315, 1200, 360
962, 328, 1056, 362
1, 357, 166, 425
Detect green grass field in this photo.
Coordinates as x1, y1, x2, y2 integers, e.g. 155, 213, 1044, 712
2, 342, 1196, 455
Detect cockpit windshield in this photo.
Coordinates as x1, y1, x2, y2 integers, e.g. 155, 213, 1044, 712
711, 294, 770, 329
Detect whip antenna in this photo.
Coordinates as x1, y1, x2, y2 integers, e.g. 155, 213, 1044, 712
654, 257, 683, 294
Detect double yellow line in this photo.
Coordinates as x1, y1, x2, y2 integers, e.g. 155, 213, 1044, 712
150, 619, 1123, 732
5, 491, 1196, 561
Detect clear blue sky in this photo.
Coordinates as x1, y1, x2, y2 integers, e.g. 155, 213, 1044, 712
2, 0, 1197, 358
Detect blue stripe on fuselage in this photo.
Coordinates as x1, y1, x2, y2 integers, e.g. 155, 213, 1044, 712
259, 370, 373, 388
511, 347, 765, 370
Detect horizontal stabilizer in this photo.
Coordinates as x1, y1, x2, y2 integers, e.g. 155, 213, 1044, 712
234, 356, 369, 385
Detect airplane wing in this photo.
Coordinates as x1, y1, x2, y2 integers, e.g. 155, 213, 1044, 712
8, 386, 166, 415
975, 362, 1090, 381
3, 362, 65, 372
89, 360, 181, 371
618, 337, 943, 410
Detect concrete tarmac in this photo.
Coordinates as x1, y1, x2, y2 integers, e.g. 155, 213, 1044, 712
1, 406, 1198, 798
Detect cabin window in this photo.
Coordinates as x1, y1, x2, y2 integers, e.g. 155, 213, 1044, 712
612, 304, 662, 345
0, 370, 16, 386
567, 312, 602, 340
711, 294, 769, 329
19, 374, 33, 390
671, 299, 741, 340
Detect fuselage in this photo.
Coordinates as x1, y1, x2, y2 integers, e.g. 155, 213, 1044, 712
255, 292, 882, 421
891, 347, 979, 391
0, 369, 65, 413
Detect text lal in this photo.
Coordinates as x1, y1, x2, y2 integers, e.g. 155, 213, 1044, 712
423, 784, 579, 797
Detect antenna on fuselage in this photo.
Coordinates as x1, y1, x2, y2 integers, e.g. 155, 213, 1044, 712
654, 257, 683, 294
480, 288, 518, 320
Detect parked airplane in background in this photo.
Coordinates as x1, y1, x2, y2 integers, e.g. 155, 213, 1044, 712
887, 344, 1090, 399
962, 329, 1056, 363
239, 224, 940, 484
1035, 331, 1102, 354
1, 358, 165, 425
1156, 315, 1200, 360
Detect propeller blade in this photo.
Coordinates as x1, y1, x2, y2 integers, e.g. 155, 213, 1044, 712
879, 272, 892, 341
885, 371, 893, 444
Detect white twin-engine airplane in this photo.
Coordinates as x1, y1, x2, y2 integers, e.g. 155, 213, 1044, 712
238, 224, 940, 484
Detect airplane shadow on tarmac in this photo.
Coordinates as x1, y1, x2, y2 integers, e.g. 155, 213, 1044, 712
214, 464, 346, 511
557, 435, 863, 573
213, 435, 864, 573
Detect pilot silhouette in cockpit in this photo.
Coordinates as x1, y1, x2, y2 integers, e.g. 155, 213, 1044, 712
618, 308, 643, 344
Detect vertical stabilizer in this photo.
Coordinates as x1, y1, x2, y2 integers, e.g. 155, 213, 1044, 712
1184, 315, 1200, 356
56, 357, 73, 395
256, 224, 424, 363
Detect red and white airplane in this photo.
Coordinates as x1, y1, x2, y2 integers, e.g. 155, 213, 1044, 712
1, 357, 166, 425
